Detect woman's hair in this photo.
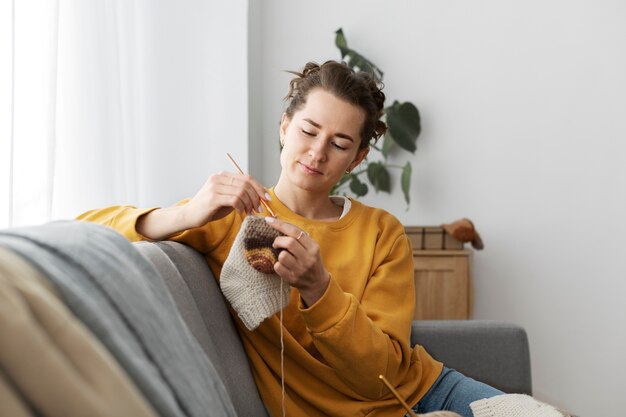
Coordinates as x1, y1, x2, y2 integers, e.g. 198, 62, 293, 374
284, 61, 387, 150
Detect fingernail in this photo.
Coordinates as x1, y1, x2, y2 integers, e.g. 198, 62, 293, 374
264, 192, 272, 201
265, 216, 275, 223
258, 205, 263, 213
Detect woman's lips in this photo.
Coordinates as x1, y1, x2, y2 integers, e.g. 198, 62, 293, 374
298, 162, 322, 175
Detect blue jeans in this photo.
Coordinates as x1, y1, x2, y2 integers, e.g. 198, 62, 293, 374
407, 367, 503, 417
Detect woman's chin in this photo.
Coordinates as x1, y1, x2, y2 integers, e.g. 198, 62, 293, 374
290, 176, 331, 194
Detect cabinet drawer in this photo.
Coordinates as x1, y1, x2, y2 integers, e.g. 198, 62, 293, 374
412, 255, 470, 320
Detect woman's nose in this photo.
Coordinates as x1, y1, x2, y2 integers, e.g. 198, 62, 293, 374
308, 139, 327, 162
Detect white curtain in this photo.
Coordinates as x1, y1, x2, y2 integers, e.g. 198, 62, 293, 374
1, 0, 60, 227
1, 0, 249, 229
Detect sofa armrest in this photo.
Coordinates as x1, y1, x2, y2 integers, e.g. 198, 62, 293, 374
411, 320, 532, 395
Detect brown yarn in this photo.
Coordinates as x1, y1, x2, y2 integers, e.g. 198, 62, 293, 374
243, 219, 283, 274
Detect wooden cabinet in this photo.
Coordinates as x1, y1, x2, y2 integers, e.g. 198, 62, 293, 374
405, 227, 472, 320
411, 250, 471, 320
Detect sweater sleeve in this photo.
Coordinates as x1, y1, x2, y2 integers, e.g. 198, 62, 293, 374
298, 231, 416, 400
76, 205, 161, 242
76, 202, 238, 256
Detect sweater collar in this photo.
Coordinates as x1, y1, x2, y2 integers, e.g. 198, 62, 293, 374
266, 188, 362, 230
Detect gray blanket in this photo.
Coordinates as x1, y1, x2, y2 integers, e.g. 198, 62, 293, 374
0, 221, 237, 417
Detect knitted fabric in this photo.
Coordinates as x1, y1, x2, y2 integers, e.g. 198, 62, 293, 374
470, 394, 567, 417
220, 215, 291, 330
243, 217, 282, 274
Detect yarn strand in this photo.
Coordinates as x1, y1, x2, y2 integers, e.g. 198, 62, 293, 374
280, 278, 286, 417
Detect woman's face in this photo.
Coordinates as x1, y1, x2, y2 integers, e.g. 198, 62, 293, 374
279, 88, 369, 195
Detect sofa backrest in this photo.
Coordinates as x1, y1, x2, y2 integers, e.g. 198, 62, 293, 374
411, 320, 532, 395
135, 241, 269, 417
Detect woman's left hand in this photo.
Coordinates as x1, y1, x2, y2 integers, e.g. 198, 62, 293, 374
264, 217, 330, 307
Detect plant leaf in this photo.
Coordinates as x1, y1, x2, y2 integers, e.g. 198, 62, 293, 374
366, 163, 382, 191
349, 175, 369, 197
381, 132, 395, 158
345, 52, 384, 82
334, 29, 384, 82
335, 28, 349, 57
401, 161, 412, 205
386, 101, 420, 153
367, 162, 391, 193
376, 166, 391, 193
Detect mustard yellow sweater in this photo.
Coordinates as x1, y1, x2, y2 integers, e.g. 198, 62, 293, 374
77, 189, 442, 417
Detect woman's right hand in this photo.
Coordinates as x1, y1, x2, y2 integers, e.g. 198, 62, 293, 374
182, 171, 270, 228
137, 171, 270, 240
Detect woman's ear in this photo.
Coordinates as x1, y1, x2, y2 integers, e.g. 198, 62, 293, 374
348, 147, 369, 172
279, 113, 290, 147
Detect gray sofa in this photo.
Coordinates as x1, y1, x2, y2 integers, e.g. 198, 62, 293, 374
135, 240, 533, 416
0, 220, 532, 417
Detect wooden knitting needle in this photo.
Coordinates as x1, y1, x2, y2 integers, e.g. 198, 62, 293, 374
226, 153, 277, 217
379, 374, 418, 417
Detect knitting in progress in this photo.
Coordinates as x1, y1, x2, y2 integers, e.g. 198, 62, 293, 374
220, 215, 291, 330
470, 394, 569, 417
243, 217, 282, 274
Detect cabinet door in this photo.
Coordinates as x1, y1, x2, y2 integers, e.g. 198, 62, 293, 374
412, 255, 469, 320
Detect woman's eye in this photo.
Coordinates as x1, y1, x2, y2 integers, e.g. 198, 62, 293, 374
302, 129, 314, 136
332, 143, 347, 151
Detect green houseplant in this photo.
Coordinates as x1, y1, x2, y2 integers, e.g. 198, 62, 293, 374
331, 28, 421, 206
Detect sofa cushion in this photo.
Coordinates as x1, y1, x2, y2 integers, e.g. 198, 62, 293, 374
411, 320, 532, 395
135, 241, 269, 417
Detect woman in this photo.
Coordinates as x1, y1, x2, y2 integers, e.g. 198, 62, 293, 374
78, 61, 502, 417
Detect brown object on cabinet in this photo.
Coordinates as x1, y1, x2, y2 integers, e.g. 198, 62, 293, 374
405, 226, 472, 320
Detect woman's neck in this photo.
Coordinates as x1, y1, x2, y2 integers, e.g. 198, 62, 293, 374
273, 182, 342, 221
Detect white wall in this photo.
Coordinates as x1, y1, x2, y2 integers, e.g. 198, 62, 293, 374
136, 0, 249, 208
251, 1, 626, 416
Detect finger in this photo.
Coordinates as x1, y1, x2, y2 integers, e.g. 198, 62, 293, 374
227, 173, 270, 214
216, 176, 258, 214
273, 261, 296, 284
274, 250, 306, 283
246, 177, 273, 205
213, 191, 247, 214
218, 171, 238, 187
238, 176, 266, 213
224, 174, 236, 187
214, 174, 250, 210
265, 217, 306, 240
273, 235, 307, 257
276, 249, 299, 272
210, 181, 255, 214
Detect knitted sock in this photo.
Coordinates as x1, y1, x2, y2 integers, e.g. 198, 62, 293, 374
220, 215, 291, 330
243, 217, 282, 274
470, 394, 568, 417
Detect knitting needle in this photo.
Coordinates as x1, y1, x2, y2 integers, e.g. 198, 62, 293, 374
226, 153, 277, 217
379, 375, 418, 417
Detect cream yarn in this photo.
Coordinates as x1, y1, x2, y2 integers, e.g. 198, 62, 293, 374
470, 394, 568, 417
220, 215, 291, 330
